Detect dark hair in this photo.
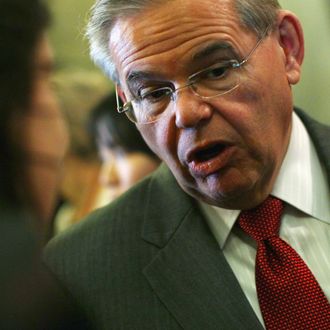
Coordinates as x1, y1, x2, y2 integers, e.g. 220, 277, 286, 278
0, 0, 50, 205
88, 92, 158, 159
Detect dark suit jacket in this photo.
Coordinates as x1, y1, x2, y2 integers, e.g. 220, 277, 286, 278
44, 109, 330, 330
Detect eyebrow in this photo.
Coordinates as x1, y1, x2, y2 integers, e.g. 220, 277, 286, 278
126, 70, 164, 94
192, 41, 235, 61
126, 42, 236, 89
127, 71, 155, 83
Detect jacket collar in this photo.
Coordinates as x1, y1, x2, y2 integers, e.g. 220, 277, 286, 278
141, 163, 194, 248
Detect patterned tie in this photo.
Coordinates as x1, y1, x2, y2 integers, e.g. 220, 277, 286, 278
238, 196, 330, 330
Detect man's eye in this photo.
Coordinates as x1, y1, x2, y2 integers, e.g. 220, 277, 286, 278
197, 61, 237, 81
208, 67, 227, 79
139, 87, 172, 103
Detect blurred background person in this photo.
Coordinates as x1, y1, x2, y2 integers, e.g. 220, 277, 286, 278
0, 0, 89, 327
0, 0, 68, 241
51, 69, 110, 233
88, 92, 160, 210
53, 87, 159, 233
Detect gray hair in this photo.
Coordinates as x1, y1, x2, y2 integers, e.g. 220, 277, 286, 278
86, 0, 281, 83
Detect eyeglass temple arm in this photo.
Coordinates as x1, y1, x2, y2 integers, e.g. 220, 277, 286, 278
115, 85, 130, 113
235, 24, 272, 68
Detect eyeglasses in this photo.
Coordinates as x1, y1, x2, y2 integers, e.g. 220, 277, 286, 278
116, 25, 271, 124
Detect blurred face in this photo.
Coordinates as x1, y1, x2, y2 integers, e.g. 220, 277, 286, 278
96, 146, 159, 204
12, 33, 69, 228
110, 0, 302, 209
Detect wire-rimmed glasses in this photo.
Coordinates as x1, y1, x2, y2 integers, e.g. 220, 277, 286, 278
116, 25, 271, 124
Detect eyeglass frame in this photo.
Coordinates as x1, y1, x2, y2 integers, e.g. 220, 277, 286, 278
116, 24, 272, 124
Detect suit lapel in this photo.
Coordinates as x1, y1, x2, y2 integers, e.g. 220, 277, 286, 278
141, 165, 263, 329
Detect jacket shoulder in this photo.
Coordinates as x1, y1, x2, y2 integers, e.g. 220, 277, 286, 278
43, 167, 185, 328
44, 174, 154, 268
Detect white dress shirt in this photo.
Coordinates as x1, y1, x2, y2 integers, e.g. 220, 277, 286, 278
199, 113, 330, 327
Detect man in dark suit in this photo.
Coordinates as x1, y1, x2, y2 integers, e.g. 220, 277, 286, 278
45, 0, 330, 329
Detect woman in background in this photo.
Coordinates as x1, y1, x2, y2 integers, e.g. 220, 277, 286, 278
88, 92, 161, 208
51, 69, 110, 232
0, 0, 88, 328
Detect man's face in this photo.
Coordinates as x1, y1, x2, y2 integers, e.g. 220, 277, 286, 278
110, 0, 299, 209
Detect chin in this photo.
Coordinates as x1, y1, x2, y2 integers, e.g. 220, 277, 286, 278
195, 171, 262, 209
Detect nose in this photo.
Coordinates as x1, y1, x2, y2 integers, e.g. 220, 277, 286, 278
99, 161, 119, 188
174, 89, 213, 128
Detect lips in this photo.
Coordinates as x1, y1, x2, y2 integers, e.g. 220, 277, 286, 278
193, 143, 226, 162
186, 142, 235, 177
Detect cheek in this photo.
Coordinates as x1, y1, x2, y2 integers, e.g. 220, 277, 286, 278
120, 159, 152, 185
227, 62, 292, 139
24, 165, 59, 224
30, 79, 69, 158
138, 117, 178, 163
116, 164, 132, 187
32, 76, 57, 112
23, 114, 68, 161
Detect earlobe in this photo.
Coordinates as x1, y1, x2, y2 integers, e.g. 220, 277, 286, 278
277, 11, 304, 85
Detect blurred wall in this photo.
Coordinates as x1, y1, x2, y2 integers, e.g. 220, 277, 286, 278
48, 0, 330, 123
279, 0, 330, 123
48, 0, 96, 71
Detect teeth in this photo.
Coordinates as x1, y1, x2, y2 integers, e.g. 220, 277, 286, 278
195, 144, 224, 162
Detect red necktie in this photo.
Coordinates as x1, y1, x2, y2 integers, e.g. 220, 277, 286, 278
238, 196, 330, 330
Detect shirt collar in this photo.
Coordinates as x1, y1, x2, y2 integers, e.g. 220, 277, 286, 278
272, 112, 330, 224
199, 112, 330, 249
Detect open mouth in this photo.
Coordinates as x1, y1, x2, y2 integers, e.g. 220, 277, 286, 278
193, 143, 226, 163
186, 142, 234, 177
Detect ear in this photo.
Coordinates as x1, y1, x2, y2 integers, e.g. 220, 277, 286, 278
276, 11, 304, 85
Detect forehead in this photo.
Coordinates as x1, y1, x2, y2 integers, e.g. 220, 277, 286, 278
109, 0, 246, 82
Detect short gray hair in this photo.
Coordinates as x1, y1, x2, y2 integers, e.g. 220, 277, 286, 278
86, 0, 281, 82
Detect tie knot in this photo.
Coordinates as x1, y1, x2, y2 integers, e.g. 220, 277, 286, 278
238, 196, 284, 241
